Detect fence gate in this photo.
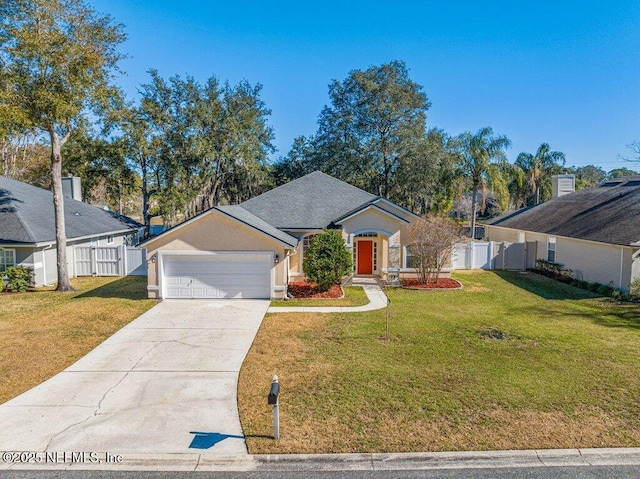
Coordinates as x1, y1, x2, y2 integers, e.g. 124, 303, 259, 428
75, 245, 121, 276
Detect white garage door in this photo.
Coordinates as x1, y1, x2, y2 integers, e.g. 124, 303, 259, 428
162, 253, 272, 299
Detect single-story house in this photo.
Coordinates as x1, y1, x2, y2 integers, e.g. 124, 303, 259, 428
142, 171, 420, 299
0, 176, 141, 286
485, 176, 640, 291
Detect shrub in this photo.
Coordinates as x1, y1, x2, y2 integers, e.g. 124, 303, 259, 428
630, 278, 640, 300
303, 230, 352, 292
534, 259, 574, 283
3, 266, 34, 292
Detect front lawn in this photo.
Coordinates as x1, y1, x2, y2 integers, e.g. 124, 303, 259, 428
0, 276, 157, 404
238, 270, 640, 453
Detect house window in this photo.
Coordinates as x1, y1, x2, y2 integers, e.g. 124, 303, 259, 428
302, 234, 317, 255
356, 232, 378, 238
547, 237, 557, 263
404, 245, 417, 269
0, 248, 16, 273
301, 234, 318, 273
107, 235, 114, 245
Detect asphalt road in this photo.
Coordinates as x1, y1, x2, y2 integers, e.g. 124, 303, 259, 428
1, 466, 640, 479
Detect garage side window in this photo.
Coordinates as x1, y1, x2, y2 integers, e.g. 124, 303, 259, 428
0, 248, 16, 273
547, 237, 557, 263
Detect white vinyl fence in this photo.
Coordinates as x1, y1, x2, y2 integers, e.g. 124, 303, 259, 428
75, 246, 146, 277
451, 241, 538, 271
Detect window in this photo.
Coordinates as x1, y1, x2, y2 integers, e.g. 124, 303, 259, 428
547, 237, 556, 263
0, 248, 16, 273
404, 246, 417, 269
301, 234, 318, 273
355, 232, 378, 238
302, 234, 317, 255
107, 235, 114, 245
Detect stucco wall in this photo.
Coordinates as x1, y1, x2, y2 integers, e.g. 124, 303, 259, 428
342, 208, 404, 237
144, 210, 289, 298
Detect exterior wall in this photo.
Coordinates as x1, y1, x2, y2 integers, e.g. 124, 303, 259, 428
486, 225, 637, 291
556, 237, 627, 289
2, 233, 130, 287
341, 208, 403, 238
144, 210, 289, 299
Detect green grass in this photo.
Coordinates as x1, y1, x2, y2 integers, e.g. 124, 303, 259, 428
270, 286, 369, 307
238, 270, 640, 453
0, 276, 157, 404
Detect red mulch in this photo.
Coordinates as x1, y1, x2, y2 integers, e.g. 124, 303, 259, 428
401, 278, 462, 290
287, 282, 343, 299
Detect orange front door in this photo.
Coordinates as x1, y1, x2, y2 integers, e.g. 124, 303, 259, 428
357, 241, 373, 274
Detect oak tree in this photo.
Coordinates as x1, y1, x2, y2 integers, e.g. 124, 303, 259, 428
0, 0, 126, 290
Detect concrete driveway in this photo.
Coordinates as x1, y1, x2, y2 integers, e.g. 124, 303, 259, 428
0, 299, 269, 455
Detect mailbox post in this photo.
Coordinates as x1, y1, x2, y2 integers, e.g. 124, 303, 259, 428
268, 375, 280, 439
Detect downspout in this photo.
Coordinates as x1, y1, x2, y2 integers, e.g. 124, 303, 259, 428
620, 246, 624, 290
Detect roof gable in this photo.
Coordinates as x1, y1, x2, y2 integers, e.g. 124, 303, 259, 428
0, 176, 139, 244
141, 205, 298, 249
240, 171, 378, 230
487, 177, 640, 246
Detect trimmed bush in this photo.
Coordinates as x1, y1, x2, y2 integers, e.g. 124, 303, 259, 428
3, 266, 34, 292
303, 230, 352, 292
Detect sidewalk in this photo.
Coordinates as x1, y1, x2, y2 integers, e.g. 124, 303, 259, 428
267, 278, 388, 313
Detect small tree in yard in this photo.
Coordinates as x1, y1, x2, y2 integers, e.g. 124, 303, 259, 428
409, 214, 461, 283
303, 230, 352, 292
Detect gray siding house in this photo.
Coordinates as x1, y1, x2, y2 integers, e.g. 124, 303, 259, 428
485, 176, 640, 291
0, 176, 141, 286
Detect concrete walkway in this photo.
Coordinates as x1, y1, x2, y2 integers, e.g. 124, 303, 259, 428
268, 278, 388, 313
0, 299, 269, 456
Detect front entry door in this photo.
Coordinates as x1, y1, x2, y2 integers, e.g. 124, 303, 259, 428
357, 241, 373, 274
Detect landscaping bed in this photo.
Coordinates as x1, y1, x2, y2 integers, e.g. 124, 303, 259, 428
401, 278, 462, 289
270, 285, 369, 308
287, 281, 343, 299
239, 270, 640, 453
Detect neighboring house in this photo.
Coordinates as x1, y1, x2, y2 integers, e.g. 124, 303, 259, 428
142, 171, 420, 299
485, 176, 640, 291
0, 176, 141, 286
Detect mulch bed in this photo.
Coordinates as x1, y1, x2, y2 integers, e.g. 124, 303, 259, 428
287, 282, 343, 299
401, 278, 462, 290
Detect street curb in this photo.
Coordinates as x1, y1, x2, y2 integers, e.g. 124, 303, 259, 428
2, 448, 640, 472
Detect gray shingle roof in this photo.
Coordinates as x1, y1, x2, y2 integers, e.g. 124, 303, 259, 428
215, 205, 299, 248
486, 177, 640, 246
0, 176, 140, 244
240, 171, 378, 229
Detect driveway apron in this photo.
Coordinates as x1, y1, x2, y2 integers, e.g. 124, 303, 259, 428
0, 299, 269, 455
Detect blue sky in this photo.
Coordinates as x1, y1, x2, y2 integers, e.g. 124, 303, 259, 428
92, 0, 640, 171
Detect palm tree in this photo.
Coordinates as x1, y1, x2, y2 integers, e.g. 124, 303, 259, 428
455, 127, 511, 239
515, 143, 565, 205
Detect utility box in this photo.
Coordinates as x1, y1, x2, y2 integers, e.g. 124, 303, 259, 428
387, 268, 400, 287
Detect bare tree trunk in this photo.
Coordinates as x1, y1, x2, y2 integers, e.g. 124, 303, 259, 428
50, 130, 73, 292
141, 156, 150, 239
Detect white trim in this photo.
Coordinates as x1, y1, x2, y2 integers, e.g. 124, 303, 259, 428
337, 204, 410, 224
157, 250, 275, 299
372, 197, 421, 220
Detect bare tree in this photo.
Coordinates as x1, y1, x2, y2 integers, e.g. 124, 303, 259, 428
409, 214, 461, 283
